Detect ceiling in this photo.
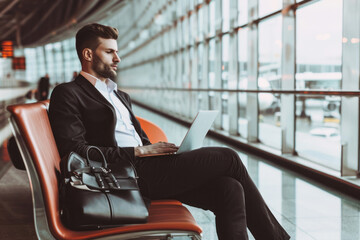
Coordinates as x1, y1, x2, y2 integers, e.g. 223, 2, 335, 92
0, 0, 127, 48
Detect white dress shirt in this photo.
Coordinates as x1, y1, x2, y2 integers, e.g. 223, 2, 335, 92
80, 71, 143, 147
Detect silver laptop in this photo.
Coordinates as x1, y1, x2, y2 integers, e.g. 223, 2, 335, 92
176, 110, 218, 154
141, 110, 218, 156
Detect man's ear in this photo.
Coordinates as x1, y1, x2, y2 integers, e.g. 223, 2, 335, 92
83, 48, 92, 62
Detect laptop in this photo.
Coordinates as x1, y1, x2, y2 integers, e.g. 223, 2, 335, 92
141, 110, 219, 157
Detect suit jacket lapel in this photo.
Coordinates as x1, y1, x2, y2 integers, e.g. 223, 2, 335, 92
75, 75, 114, 108
75, 75, 143, 141
75, 75, 117, 120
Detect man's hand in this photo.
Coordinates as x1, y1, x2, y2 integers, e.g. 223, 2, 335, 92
135, 142, 179, 157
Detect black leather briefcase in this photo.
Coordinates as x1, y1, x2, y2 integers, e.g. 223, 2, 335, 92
60, 146, 149, 230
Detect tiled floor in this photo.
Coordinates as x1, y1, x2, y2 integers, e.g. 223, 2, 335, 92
0, 105, 359, 239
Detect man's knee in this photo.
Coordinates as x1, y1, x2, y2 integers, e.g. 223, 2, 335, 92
210, 177, 245, 212
217, 147, 246, 172
220, 147, 241, 160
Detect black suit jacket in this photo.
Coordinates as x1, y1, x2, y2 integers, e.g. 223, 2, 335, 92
49, 75, 151, 164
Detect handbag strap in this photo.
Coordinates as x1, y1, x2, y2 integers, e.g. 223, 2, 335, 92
85, 145, 138, 180
86, 146, 108, 168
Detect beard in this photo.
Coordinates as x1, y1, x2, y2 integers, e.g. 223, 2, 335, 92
92, 53, 117, 80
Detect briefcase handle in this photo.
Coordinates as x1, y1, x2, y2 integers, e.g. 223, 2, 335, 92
86, 146, 108, 169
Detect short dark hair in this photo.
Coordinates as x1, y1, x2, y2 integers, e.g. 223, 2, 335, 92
75, 23, 119, 62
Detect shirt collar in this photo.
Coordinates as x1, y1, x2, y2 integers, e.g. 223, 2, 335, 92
80, 70, 117, 93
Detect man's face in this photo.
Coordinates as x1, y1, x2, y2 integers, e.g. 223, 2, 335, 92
91, 38, 120, 81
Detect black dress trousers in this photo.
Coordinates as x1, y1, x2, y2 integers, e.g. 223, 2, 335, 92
134, 147, 290, 240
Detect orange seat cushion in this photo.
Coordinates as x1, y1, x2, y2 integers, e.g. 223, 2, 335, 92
55, 204, 201, 240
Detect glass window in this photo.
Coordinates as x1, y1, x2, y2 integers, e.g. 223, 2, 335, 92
221, 34, 230, 130
208, 39, 216, 109
259, 0, 282, 17
258, 15, 282, 149
44, 44, 54, 79
197, 43, 206, 110
53, 42, 63, 83
184, 0, 189, 13
238, 27, 248, 137
183, 17, 189, 46
295, 0, 343, 171
61, 37, 80, 83
177, 21, 182, 48
197, 5, 204, 41
209, 0, 216, 37
163, 31, 170, 54
170, 27, 176, 52
177, 0, 183, 17
222, 0, 230, 32
24, 48, 37, 82
189, 0, 195, 9
36, 46, 46, 77
183, 49, 190, 88
191, 46, 196, 82
197, 43, 204, 87
190, 9, 196, 43
238, 0, 248, 26
208, 39, 216, 88
222, 35, 229, 89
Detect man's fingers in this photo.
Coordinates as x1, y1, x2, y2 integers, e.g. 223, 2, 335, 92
144, 142, 178, 155
157, 142, 177, 147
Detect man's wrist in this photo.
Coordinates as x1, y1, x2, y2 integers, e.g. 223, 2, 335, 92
134, 146, 144, 156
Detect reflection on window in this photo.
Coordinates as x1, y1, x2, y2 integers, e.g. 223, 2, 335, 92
190, 10, 196, 43
24, 48, 37, 82
177, 21, 182, 48
187, 48, 193, 87
189, 0, 194, 9
197, 5, 204, 41
36, 47, 45, 77
53, 43, 63, 83
209, 0, 215, 37
176, 0, 183, 18
198, 44, 203, 87
183, 17, 189, 46
197, 43, 205, 109
208, 39, 216, 88
163, 31, 170, 54
258, 15, 282, 149
208, 39, 216, 110
238, 27, 248, 137
295, 0, 343, 171
45, 43, 55, 81
181, 50, 186, 87
238, 0, 248, 26
222, 0, 230, 32
259, 0, 282, 17
222, 34, 230, 130
170, 28, 176, 51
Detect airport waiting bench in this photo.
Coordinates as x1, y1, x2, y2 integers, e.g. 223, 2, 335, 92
7, 101, 202, 240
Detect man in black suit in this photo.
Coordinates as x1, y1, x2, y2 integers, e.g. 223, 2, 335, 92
49, 23, 289, 240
